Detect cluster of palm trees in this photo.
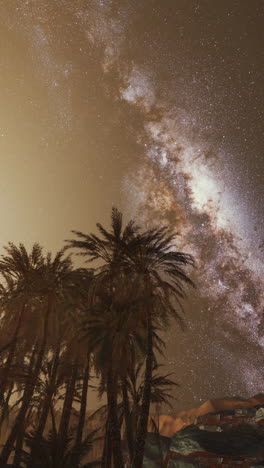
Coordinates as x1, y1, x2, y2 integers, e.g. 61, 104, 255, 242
0, 208, 194, 468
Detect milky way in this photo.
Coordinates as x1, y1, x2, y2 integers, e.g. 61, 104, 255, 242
78, 0, 264, 400
1, 0, 263, 408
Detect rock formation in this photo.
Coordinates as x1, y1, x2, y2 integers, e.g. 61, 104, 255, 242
149, 394, 264, 437
143, 395, 264, 467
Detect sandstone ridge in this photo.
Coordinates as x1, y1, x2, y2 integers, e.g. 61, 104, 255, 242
149, 393, 264, 437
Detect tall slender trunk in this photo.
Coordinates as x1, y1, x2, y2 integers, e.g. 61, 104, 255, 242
50, 399, 57, 436
13, 421, 24, 467
29, 340, 61, 467
0, 341, 38, 464
107, 365, 124, 468
0, 382, 14, 430
0, 303, 26, 397
72, 353, 90, 467
0, 297, 52, 464
102, 412, 112, 468
56, 357, 78, 464
132, 309, 153, 468
122, 378, 134, 462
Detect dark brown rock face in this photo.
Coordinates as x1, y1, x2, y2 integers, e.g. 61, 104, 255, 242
144, 401, 264, 467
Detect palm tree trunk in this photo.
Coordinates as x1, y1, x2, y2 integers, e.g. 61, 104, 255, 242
29, 340, 61, 466
1, 297, 52, 464
56, 357, 78, 463
0, 382, 14, 429
50, 399, 57, 436
132, 309, 153, 468
102, 412, 112, 468
0, 341, 38, 464
13, 421, 24, 467
72, 352, 90, 467
122, 378, 134, 462
101, 422, 107, 467
106, 365, 124, 468
0, 303, 25, 397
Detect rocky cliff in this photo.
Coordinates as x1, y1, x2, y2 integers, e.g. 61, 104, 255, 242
149, 394, 264, 437
142, 395, 264, 467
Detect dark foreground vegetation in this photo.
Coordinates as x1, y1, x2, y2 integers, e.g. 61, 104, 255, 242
0, 208, 194, 467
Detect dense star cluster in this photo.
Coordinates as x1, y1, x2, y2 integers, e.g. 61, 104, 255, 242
0, 0, 263, 409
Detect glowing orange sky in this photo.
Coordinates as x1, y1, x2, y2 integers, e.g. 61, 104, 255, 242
0, 0, 263, 410
0, 20, 129, 254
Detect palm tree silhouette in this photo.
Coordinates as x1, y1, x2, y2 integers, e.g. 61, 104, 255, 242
67, 208, 194, 468
66, 208, 139, 468
0, 243, 44, 399
28, 255, 90, 467
0, 247, 76, 465
123, 226, 194, 468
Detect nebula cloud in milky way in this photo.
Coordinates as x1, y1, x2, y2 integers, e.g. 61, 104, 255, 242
81, 0, 264, 396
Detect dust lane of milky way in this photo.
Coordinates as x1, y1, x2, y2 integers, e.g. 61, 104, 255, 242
0, 0, 263, 408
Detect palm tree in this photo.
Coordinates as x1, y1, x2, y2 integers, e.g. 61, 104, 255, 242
71, 350, 91, 468
57, 268, 94, 468
77, 282, 150, 468
56, 355, 79, 460
123, 226, 194, 468
0, 338, 39, 462
119, 349, 178, 465
66, 208, 140, 468
0, 243, 44, 398
75, 285, 133, 468
0, 248, 78, 465
27, 253, 88, 467
66, 208, 194, 468
28, 267, 94, 468
26, 338, 63, 468
0, 243, 44, 464
23, 364, 102, 468
126, 361, 179, 427
22, 427, 101, 468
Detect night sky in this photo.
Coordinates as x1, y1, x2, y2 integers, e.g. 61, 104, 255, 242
0, 0, 263, 410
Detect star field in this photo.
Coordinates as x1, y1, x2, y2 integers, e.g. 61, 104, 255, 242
0, 0, 263, 409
